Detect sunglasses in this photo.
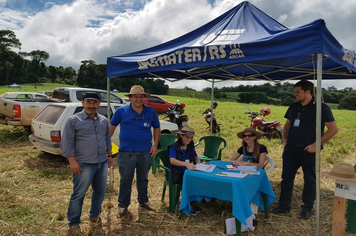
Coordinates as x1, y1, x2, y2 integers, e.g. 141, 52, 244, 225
242, 134, 256, 138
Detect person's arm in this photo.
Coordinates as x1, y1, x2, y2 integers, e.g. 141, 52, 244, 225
150, 127, 161, 157
255, 152, 267, 169
305, 121, 338, 153
229, 152, 245, 166
109, 124, 117, 137
61, 118, 81, 174
282, 119, 290, 146
229, 152, 241, 162
107, 150, 114, 168
194, 156, 201, 164
170, 157, 196, 170
67, 156, 82, 174
105, 122, 114, 168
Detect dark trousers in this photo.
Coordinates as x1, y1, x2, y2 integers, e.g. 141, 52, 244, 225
279, 145, 316, 212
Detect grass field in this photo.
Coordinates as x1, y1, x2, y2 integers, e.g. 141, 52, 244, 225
1, 84, 356, 235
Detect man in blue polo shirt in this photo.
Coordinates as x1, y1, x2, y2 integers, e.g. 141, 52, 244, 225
110, 85, 161, 217
270, 80, 338, 220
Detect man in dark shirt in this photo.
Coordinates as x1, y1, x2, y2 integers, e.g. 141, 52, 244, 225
270, 80, 338, 220
61, 92, 113, 235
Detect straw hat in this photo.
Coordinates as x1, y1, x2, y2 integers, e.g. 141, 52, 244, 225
237, 128, 262, 139
322, 163, 356, 182
176, 127, 195, 135
124, 85, 150, 97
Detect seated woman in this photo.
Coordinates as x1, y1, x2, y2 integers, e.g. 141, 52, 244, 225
229, 128, 267, 169
168, 126, 201, 215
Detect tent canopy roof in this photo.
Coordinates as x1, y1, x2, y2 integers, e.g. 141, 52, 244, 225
107, 1, 356, 82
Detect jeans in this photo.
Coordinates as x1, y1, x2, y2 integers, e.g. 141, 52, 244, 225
279, 146, 316, 212
67, 160, 108, 227
117, 151, 151, 207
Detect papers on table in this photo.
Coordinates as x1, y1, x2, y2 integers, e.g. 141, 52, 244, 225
194, 163, 216, 172
225, 165, 260, 175
215, 172, 249, 178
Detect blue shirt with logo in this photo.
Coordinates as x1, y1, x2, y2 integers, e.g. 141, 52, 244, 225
110, 104, 160, 152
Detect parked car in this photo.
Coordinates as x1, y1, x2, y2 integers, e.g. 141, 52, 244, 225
29, 102, 178, 155
2, 92, 49, 99
0, 92, 57, 127
125, 95, 184, 113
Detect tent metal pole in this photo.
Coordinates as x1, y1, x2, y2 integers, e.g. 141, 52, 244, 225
107, 77, 113, 184
315, 53, 322, 236
210, 78, 215, 136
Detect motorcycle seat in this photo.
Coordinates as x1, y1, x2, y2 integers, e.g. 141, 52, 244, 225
260, 121, 277, 126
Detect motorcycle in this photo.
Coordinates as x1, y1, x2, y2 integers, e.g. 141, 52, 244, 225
202, 101, 221, 134
163, 100, 189, 130
244, 106, 283, 139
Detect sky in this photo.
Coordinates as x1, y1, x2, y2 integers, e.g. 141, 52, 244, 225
1, 0, 356, 91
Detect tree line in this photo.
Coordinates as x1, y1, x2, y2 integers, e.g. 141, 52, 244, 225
201, 82, 354, 108
0, 30, 169, 94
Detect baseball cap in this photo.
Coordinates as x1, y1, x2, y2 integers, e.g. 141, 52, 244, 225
82, 92, 101, 101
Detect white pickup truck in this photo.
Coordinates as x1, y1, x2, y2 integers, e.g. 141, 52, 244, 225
0, 88, 126, 129
51, 87, 127, 104
29, 102, 178, 155
0, 92, 56, 127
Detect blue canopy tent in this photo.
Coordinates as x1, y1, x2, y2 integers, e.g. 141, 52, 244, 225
8, 83, 21, 88
106, 1, 356, 234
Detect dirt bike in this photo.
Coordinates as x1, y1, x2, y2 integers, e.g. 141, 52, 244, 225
244, 106, 283, 139
163, 101, 189, 130
202, 107, 221, 134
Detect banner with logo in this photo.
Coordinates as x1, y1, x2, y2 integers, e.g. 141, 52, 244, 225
335, 180, 356, 201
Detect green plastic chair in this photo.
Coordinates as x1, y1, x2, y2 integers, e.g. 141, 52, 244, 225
152, 134, 177, 174
194, 136, 227, 162
159, 134, 177, 150
155, 149, 182, 213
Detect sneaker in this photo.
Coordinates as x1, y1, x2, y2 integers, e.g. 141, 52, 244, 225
298, 210, 311, 220
68, 225, 81, 235
139, 202, 156, 211
190, 206, 200, 216
192, 206, 200, 214
269, 206, 290, 214
118, 206, 128, 217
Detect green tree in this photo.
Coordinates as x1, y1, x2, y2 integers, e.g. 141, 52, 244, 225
0, 30, 21, 52
239, 92, 270, 104
338, 91, 356, 110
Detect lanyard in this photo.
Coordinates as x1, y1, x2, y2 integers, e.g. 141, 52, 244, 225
297, 106, 306, 119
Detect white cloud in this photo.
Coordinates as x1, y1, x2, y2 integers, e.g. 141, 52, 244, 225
1, 0, 355, 90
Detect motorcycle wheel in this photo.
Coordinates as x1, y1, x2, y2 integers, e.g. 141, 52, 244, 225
267, 129, 282, 139
211, 120, 220, 134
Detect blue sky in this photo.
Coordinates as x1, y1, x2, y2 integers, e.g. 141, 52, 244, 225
0, 0, 356, 90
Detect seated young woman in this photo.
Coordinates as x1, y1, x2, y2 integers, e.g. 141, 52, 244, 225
168, 126, 201, 215
229, 128, 268, 169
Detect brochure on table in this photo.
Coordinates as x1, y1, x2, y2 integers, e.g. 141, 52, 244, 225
194, 163, 216, 173
215, 172, 249, 178
226, 165, 260, 175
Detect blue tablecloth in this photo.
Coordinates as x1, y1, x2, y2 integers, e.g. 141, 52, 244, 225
179, 160, 276, 226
